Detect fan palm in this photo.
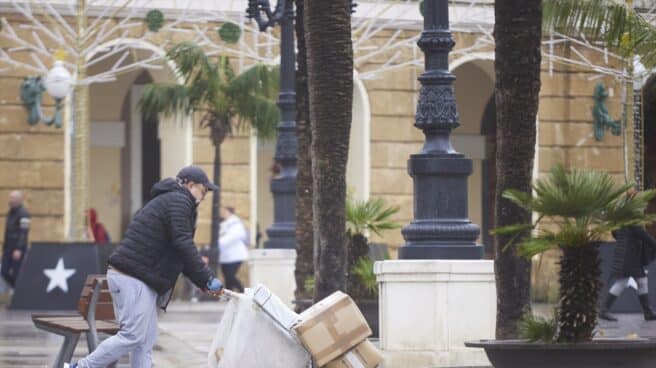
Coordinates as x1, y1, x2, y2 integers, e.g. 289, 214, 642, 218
345, 197, 399, 300
494, 164, 656, 342
138, 41, 279, 268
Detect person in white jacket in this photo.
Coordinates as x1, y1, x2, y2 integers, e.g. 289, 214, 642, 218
219, 206, 249, 292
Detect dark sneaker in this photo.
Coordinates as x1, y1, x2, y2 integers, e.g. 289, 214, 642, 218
599, 311, 618, 322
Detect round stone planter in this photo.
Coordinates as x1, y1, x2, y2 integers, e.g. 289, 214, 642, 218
465, 339, 656, 368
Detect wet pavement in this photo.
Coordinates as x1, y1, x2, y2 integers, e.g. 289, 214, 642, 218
533, 303, 656, 339
0, 298, 226, 367
1, 299, 656, 367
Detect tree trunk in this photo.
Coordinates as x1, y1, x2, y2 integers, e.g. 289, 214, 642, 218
294, 0, 315, 311
494, 0, 541, 339
305, 0, 353, 301
209, 127, 222, 272
557, 244, 601, 342
347, 232, 370, 301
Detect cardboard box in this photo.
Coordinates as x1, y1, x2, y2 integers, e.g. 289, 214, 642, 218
293, 291, 372, 366
252, 284, 300, 331
325, 340, 384, 368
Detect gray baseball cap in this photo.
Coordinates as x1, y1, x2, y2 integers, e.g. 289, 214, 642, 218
176, 166, 219, 191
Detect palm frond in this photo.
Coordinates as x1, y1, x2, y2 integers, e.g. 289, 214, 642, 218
166, 42, 216, 82
138, 83, 199, 120
501, 189, 534, 211
228, 63, 280, 99
490, 223, 535, 236
346, 197, 401, 236
530, 165, 631, 219
232, 94, 279, 139
518, 310, 558, 343
543, 0, 656, 68
543, 0, 633, 48
517, 236, 560, 258
601, 189, 656, 224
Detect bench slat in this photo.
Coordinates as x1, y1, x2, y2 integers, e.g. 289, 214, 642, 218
33, 316, 119, 333
80, 287, 113, 302
78, 301, 115, 320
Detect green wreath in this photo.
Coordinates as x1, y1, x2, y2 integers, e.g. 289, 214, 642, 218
145, 9, 165, 32
218, 22, 242, 44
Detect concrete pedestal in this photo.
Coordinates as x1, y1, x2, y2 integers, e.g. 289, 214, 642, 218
248, 248, 297, 308
375, 260, 496, 368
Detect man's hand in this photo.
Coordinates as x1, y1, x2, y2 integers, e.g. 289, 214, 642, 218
201, 256, 209, 266
206, 277, 224, 296
12, 250, 21, 261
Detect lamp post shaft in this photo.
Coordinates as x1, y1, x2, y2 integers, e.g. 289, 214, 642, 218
399, 0, 483, 259
260, 0, 297, 249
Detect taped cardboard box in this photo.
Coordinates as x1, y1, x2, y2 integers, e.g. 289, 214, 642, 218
252, 284, 300, 331
325, 340, 384, 368
293, 291, 372, 366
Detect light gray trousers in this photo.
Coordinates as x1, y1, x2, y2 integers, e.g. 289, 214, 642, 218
77, 269, 159, 368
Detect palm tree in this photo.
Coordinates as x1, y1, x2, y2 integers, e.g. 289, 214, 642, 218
138, 41, 279, 270
345, 197, 399, 301
543, 0, 656, 187
494, 0, 542, 339
495, 165, 656, 342
294, 0, 315, 312
305, 0, 354, 301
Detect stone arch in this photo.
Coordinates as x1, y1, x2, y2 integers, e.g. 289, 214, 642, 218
451, 56, 496, 253
84, 39, 192, 237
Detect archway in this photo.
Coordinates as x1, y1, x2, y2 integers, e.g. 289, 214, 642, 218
86, 41, 191, 238
451, 57, 496, 256
252, 72, 371, 245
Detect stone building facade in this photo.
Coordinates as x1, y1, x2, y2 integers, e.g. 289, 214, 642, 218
0, 2, 638, 301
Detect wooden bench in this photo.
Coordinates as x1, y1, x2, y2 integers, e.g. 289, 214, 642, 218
32, 274, 119, 368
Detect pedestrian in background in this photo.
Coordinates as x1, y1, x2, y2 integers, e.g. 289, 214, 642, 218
2, 191, 30, 289
600, 189, 656, 321
219, 206, 249, 292
87, 208, 110, 244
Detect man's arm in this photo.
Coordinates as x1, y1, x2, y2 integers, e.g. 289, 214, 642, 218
167, 197, 214, 288
631, 226, 656, 249
17, 214, 30, 252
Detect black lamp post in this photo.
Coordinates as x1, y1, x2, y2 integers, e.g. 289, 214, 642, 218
399, 0, 483, 259
247, 0, 297, 249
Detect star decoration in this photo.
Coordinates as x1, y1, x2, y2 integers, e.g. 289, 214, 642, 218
43, 258, 76, 293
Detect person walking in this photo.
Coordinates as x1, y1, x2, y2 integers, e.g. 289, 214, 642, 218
219, 206, 249, 292
2, 191, 30, 289
66, 166, 223, 368
87, 208, 110, 244
600, 189, 656, 322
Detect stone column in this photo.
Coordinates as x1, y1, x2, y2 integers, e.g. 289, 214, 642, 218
376, 1, 495, 366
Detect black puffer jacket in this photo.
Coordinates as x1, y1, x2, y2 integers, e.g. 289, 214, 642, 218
611, 225, 656, 278
109, 178, 214, 295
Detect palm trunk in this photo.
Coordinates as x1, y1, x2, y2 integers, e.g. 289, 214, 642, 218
557, 244, 601, 342
210, 131, 222, 272
294, 0, 314, 311
494, 0, 541, 339
305, 0, 353, 301
347, 232, 370, 301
